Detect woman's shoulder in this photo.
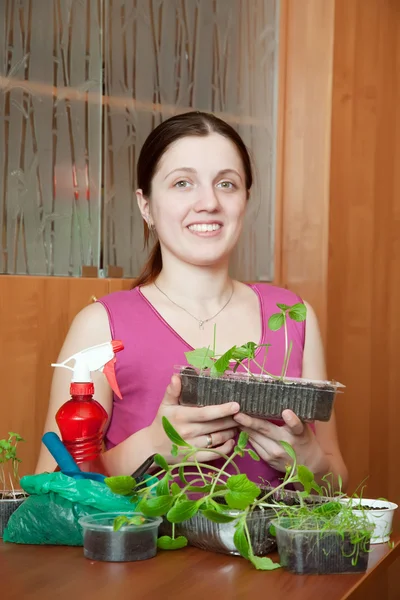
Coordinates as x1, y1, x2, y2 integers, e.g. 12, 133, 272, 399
97, 287, 141, 310
248, 282, 303, 306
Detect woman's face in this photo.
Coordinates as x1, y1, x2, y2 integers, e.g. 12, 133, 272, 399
137, 133, 248, 268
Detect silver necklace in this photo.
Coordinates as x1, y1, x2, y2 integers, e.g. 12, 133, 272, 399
153, 280, 234, 329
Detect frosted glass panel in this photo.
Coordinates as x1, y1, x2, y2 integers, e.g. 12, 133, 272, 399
104, 0, 279, 280
0, 0, 102, 276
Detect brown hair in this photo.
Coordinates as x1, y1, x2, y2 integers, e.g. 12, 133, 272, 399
132, 111, 253, 288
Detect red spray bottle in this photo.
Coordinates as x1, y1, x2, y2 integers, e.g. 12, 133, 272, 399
51, 340, 124, 469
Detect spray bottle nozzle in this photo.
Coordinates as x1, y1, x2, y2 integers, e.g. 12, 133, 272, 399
112, 340, 124, 354
52, 340, 125, 400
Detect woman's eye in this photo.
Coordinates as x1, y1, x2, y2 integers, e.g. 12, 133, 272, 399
174, 180, 191, 188
217, 181, 235, 189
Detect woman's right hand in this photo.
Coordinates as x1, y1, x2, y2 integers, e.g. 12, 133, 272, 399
146, 375, 240, 463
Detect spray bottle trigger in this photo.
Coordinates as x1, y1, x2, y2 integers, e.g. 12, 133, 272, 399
103, 357, 122, 399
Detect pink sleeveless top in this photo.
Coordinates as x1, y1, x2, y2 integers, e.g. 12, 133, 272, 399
98, 284, 305, 487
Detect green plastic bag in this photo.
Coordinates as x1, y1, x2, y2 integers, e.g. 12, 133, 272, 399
3, 472, 143, 546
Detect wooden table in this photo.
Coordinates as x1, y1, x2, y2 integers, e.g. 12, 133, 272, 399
1, 536, 399, 600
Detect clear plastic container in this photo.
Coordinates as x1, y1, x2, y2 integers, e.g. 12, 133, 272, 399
273, 518, 371, 575
79, 512, 162, 562
340, 498, 398, 544
177, 366, 344, 422
177, 509, 276, 556
159, 488, 331, 556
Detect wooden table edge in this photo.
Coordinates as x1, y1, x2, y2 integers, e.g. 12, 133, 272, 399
341, 537, 400, 599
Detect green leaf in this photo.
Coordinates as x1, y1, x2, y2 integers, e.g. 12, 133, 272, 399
171, 444, 179, 457
248, 449, 260, 461
156, 473, 172, 496
237, 431, 249, 450
276, 303, 290, 311
139, 495, 174, 517
166, 500, 199, 523
249, 555, 281, 571
225, 475, 260, 510
157, 535, 188, 550
161, 417, 190, 447
8, 432, 24, 442
113, 515, 145, 531
288, 302, 307, 322
113, 515, 130, 531
280, 441, 297, 463
201, 509, 237, 524
232, 342, 258, 361
128, 515, 146, 526
210, 346, 236, 377
312, 501, 342, 518
297, 465, 315, 493
104, 475, 136, 496
185, 348, 215, 370
268, 313, 285, 331
269, 523, 276, 537
154, 454, 170, 472
233, 522, 250, 558
171, 483, 182, 496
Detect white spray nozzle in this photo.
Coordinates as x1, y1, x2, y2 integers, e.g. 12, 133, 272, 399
52, 340, 124, 399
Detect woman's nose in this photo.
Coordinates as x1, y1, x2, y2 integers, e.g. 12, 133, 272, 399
193, 185, 220, 212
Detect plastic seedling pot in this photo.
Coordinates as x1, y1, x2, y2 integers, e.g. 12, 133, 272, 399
272, 518, 371, 575
178, 366, 344, 422
159, 489, 330, 556
79, 512, 162, 562
340, 498, 398, 544
177, 509, 277, 556
0, 491, 27, 538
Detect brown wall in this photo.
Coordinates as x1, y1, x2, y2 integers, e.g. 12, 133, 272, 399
328, 0, 400, 502
327, 2, 400, 596
0, 276, 127, 473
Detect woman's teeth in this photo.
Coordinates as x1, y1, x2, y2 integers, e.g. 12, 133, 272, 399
188, 223, 221, 232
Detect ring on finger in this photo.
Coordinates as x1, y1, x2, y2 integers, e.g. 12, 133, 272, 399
206, 433, 213, 448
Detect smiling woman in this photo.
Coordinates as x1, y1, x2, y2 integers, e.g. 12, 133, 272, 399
35, 112, 348, 494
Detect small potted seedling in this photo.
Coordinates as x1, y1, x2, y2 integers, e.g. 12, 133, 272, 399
0, 432, 27, 537
178, 302, 344, 421
339, 495, 398, 545
272, 504, 373, 575
78, 512, 162, 562
269, 456, 374, 575
105, 417, 328, 571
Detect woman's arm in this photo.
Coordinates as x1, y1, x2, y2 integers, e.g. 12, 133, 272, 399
302, 301, 349, 491
35, 302, 114, 474
36, 303, 240, 476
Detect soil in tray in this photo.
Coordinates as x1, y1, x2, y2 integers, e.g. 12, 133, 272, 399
282, 533, 370, 575
0, 492, 27, 500
179, 367, 335, 421
83, 529, 157, 562
351, 505, 390, 510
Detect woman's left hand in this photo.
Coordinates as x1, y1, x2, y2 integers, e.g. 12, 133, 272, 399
233, 410, 330, 477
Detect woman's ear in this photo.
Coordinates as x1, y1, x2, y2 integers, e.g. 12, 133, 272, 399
136, 189, 151, 225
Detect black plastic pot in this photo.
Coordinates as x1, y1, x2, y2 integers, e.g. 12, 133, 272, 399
179, 367, 341, 422
0, 492, 27, 538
